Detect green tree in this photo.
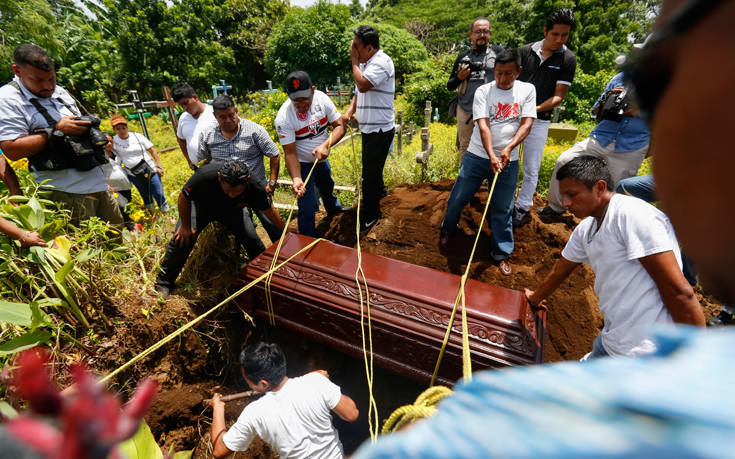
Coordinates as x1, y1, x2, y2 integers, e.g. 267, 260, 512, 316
356, 22, 430, 88
0, 0, 61, 83
264, 1, 353, 87
214, 0, 290, 90
524, 0, 660, 73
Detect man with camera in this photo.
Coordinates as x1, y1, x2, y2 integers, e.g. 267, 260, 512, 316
538, 71, 650, 219
0, 44, 122, 226
446, 17, 503, 159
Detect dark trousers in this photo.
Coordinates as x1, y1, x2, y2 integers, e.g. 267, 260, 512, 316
156, 206, 266, 288
253, 207, 282, 243
361, 128, 394, 223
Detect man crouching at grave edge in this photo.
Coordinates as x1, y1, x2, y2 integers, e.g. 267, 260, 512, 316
439, 48, 536, 276
525, 156, 704, 359
154, 159, 284, 299
208, 341, 359, 459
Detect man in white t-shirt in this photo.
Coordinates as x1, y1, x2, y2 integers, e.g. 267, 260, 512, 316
440, 48, 536, 276
525, 156, 704, 358
276, 71, 347, 237
209, 341, 359, 459
172, 83, 216, 170
342, 25, 395, 234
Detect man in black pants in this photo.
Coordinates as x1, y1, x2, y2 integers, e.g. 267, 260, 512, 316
154, 159, 285, 298
342, 25, 395, 234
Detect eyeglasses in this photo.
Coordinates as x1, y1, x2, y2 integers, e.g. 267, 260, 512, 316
623, 0, 725, 125
472, 29, 490, 35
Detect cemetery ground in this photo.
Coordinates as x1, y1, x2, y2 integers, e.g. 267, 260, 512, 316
1, 115, 722, 458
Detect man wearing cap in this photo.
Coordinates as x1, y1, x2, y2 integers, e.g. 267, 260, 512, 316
198, 94, 282, 243
447, 17, 503, 159
275, 71, 347, 237
341, 25, 395, 234
0, 44, 122, 226
172, 83, 216, 171
154, 159, 285, 298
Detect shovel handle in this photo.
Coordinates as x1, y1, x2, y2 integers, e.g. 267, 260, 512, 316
203, 390, 256, 404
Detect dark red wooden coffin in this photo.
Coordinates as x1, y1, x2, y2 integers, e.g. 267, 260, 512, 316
234, 233, 545, 386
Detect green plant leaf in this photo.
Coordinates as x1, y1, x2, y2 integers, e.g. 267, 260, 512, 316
0, 330, 52, 355
11, 204, 37, 230
27, 197, 45, 228
45, 235, 72, 263
0, 300, 32, 326
171, 450, 193, 459
29, 301, 52, 329
0, 401, 18, 419
55, 259, 75, 283
116, 421, 164, 459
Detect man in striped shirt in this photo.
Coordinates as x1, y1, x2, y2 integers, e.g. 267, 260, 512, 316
198, 95, 282, 243
342, 25, 395, 234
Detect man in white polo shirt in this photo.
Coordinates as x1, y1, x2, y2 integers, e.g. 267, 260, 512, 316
276, 71, 347, 237
525, 156, 704, 359
342, 25, 395, 234
172, 83, 215, 170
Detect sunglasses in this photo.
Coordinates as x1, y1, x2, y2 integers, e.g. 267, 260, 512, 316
623, 0, 725, 125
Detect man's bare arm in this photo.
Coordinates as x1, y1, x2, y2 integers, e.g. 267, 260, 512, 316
332, 394, 359, 422
0, 155, 22, 196
536, 83, 570, 113
177, 137, 195, 169
639, 251, 705, 326
525, 257, 580, 308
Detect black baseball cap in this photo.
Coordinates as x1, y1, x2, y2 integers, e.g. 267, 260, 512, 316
285, 71, 313, 100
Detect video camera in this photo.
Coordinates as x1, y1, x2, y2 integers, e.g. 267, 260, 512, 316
75, 115, 109, 147
596, 88, 631, 123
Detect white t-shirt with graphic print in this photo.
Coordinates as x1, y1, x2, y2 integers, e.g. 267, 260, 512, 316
468, 80, 536, 161
275, 90, 341, 163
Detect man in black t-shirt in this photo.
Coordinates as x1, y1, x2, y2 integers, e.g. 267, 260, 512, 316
447, 17, 503, 159
512, 8, 577, 227
154, 159, 285, 298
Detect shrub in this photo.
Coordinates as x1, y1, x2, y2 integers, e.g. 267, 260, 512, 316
242, 89, 289, 143
561, 68, 617, 124
400, 53, 454, 126
265, 1, 353, 87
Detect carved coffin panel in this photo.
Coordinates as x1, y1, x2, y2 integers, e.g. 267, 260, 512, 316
235, 234, 545, 386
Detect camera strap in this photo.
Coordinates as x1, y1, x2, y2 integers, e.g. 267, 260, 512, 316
8, 80, 80, 128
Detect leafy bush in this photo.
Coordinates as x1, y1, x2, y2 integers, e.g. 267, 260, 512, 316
561, 68, 617, 124
242, 89, 289, 143
265, 1, 353, 87
400, 53, 454, 126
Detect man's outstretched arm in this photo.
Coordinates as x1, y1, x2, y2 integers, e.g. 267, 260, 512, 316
525, 257, 580, 308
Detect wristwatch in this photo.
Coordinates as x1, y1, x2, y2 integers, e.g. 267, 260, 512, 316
267, 179, 277, 188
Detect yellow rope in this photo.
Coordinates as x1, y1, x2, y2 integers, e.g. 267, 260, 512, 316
430, 171, 499, 386
381, 385, 452, 433
381, 170, 501, 433
101, 237, 327, 384
265, 133, 332, 325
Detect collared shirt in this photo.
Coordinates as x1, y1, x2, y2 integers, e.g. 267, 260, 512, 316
355, 49, 395, 133
518, 40, 577, 120
198, 118, 280, 184
590, 73, 650, 152
275, 90, 341, 163
0, 77, 107, 194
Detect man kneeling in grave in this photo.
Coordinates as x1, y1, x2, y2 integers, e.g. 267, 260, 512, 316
209, 341, 359, 459
154, 159, 284, 298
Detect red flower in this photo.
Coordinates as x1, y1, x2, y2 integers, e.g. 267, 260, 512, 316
4, 348, 159, 459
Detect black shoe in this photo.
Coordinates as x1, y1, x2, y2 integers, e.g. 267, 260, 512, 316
360, 217, 379, 234
707, 310, 733, 327
512, 207, 529, 227
537, 205, 564, 222
154, 283, 170, 299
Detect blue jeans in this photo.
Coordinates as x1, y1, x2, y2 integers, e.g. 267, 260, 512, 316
441, 154, 519, 261
582, 334, 610, 360
298, 160, 340, 237
616, 174, 656, 202
128, 173, 169, 211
